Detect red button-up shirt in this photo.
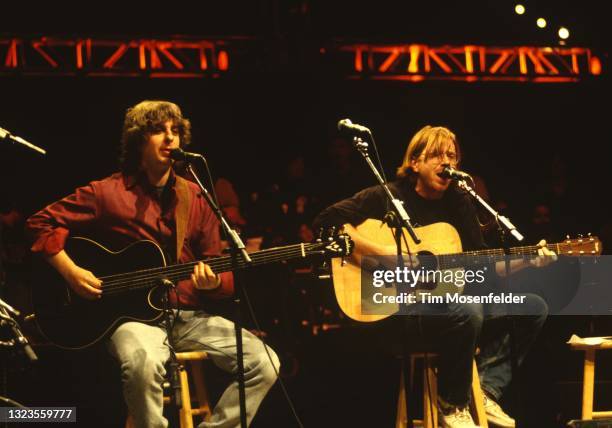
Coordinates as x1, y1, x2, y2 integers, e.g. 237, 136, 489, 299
26, 171, 234, 307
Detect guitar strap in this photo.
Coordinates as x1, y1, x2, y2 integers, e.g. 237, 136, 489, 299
174, 176, 193, 262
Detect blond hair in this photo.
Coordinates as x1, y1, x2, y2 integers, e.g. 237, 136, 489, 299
396, 125, 461, 179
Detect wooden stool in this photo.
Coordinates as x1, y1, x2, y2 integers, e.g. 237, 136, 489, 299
126, 351, 212, 428
396, 354, 488, 428
569, 338, 612, 420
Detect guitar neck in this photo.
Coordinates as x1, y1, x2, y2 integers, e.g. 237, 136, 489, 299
99, 242, 321, 293
171, 242, 317, 281
466, 243, 559, 258
437, 243, 563, 269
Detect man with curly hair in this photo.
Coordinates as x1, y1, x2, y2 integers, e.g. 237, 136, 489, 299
27, 100, 279, 428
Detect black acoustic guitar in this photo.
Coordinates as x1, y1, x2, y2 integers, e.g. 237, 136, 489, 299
31, 235, 353, 349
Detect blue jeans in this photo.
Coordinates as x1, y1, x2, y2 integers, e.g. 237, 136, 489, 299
107, 310, 280, 428
403, 293, 548, 406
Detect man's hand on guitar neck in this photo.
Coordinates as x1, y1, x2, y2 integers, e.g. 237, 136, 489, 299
530, 239, 558, 268
192, 261, 221, 291
496, 239, 558, 276
46, 250, 103, 300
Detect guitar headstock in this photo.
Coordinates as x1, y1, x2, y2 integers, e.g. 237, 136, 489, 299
315, 228, 354, 258
558, 234, 602, 256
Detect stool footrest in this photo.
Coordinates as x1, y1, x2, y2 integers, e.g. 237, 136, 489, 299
191, 408, 211, 416
176, 351, 209, 361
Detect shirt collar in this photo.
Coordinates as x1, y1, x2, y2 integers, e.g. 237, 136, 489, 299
125, 169, 177, 191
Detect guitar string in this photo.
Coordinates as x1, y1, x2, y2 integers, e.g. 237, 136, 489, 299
99, 239, 582, 285
97, 242, 315, 281
99, 242, 324, 284
444, 243, 579, 258
101, 253, 307, 295
406, 243, 573, 270
436, 244, 575, 269
101, 242, 579, 294
101, 252, 316, 296
100, 245, 325, 294
101, 247, 315, 288
100, 241, 586, 295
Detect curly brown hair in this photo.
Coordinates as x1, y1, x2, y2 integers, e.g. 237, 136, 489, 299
119, 100, 192, 174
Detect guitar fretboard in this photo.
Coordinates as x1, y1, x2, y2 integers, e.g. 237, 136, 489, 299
100, 242, 324, 295
436, 242, 579, 269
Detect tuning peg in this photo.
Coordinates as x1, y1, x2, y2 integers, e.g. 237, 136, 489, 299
316, 260, 331, 280
316, 227, 324, 242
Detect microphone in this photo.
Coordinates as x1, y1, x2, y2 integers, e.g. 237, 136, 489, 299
337, 119, 372, 138
158, 278, 175, 288
0, 297, 21, 317
0, 126, 46, 155
439, 166, 472, 181
0, 303, 38, 363
170, 148, 203, 162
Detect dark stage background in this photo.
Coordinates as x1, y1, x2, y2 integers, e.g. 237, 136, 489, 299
1, 1, 611, 427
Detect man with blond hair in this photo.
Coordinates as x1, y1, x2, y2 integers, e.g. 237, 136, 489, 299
315, 125, 553, 428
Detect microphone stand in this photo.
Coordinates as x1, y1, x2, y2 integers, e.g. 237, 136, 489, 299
351, 135, 420, 427
157, 279, 182, 413
0, 128, 46, 155
0, 302, 38, 363
0, 143, 42, 420
456, 178, 524, 427
456, 179, 523, 243
184, 162, 251, 428
352, 136, 420, 245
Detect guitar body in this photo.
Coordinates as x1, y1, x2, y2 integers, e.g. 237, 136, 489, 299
332, 219, 463, 322
332, 219, 601, 322
30, 233, 354, 349
31, 237, 166, 350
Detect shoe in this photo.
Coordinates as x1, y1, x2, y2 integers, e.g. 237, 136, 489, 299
483, 393, 515, 428
439, 406, 481, 428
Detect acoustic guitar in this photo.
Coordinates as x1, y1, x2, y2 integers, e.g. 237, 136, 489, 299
32, 234, 353, 349
331, 219, 601, 322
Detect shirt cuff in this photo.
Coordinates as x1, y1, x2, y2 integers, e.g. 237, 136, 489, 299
30, 229, 69, 256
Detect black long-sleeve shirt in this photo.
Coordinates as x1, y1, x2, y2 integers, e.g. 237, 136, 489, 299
314, 178, 486, 252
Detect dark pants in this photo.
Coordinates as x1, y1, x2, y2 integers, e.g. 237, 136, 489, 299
401, 293, 548, 406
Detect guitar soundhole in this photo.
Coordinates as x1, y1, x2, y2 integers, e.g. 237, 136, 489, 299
415, 252, 438, 291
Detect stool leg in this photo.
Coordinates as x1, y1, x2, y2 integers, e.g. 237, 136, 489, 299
190, 360, 212, 422
396, 357, 417, 428
396, 367, 407, 428
423, 355, 438, 428
582, 349, 595, 420
125, 414, 135, 428
179, 365, 194, 428
470, 359, 488, 428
